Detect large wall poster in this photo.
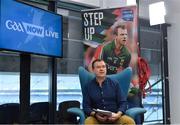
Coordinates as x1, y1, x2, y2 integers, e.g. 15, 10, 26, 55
82, 6, 139, 88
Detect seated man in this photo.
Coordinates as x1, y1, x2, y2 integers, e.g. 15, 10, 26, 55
83, 59, 135, 124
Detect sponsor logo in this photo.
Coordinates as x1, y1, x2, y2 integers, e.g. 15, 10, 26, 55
5, 19, 59, 39
122, 10, 134, 21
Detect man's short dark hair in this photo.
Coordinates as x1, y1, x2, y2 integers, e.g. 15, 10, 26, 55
92, 59, 104, 69
113, 24, 126, 35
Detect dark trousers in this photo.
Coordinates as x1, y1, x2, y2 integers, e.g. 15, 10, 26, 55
127, 92, 144, 124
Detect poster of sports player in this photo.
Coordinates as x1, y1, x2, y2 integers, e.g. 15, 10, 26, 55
82, 6, 139, 88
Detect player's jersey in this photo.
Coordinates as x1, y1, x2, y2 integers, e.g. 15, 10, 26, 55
100, 41, 131, 74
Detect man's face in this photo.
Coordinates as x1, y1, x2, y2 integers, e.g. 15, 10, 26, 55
116, 28, 128, 45
93, 61, 107, 78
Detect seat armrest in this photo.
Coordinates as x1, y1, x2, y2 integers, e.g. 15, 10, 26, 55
67, 107, 85, 124
125, 107, 147, 119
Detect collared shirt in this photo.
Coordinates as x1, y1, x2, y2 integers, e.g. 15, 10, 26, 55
83, 77, 127, 116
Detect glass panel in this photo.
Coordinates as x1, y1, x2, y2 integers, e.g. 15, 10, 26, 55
143, 77, 163, 124
140, 23, 163, 124
56, 8, 83, 109
0, 53, 20, 104
57, 8, 83, 74
30, 56, 49, 104
57, 74, 82, 107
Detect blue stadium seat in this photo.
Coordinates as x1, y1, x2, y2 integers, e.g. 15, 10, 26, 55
67, 66, 146, 124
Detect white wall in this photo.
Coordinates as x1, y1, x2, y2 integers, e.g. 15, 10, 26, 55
59, 0, 101, 7
60, 0, 127, 8
166, 10, 180, 124
100, 0, 126, 8
139, 0, 163, 19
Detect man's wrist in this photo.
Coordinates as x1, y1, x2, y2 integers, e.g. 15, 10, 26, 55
117, 111, 123, 117
90, 111, 96, 117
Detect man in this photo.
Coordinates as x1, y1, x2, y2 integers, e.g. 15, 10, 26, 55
88, 24, 131, 74
83, 59, 135, 124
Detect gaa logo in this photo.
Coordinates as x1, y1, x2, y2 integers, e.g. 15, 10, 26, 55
5, 20, 24, 32
4, 19, 59, 39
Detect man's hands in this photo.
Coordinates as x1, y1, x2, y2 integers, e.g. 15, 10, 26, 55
107, 111, 122, 123
93, 111, 123, 123
95, 113, 109, 123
